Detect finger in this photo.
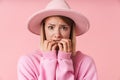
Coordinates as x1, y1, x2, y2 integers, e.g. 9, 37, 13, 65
61, 39, 72, 52
59, 40, 67, 52
52, 43, 58, 51
58, 43, 63, 51
48, 41, 57, 50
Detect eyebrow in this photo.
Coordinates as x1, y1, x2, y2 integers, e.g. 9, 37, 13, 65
60, 24, 69, 26
47, 23, 69, 26
47, 23, 56, 26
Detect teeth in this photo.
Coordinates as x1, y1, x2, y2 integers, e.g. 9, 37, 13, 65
55, 41, 59, 43
53, 40, 60, 43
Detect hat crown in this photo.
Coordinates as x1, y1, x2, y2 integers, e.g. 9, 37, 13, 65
45, 0, 70, 10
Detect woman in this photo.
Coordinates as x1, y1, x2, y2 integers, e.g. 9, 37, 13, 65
17, 0, 98, 80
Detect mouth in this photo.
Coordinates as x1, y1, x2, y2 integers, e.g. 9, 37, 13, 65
56, 46, 59, 51
53, 40, 61, 43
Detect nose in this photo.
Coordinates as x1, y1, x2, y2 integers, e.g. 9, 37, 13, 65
54, 29, 61, 38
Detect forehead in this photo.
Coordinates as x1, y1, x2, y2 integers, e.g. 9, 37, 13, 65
42, 15, 74, 27
45, 16, 66, 23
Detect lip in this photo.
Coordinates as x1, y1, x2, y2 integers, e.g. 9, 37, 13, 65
53, 39, 61, 42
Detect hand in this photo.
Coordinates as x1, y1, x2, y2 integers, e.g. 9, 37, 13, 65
43, 40, 58, 52
58, 39, 72, 53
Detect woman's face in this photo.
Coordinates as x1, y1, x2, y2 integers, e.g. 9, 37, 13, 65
44, 16, 71, 41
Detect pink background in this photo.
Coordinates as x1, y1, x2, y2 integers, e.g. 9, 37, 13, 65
0, 0, 120, 80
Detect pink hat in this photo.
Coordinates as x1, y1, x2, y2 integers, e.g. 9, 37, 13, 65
28, 0, 90, 36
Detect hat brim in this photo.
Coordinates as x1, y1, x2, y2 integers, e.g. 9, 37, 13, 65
28, 9, 90, 36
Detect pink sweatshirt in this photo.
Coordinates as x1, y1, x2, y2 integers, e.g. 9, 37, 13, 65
17, 50, 98, 80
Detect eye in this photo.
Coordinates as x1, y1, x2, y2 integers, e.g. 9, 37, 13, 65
48, 26, 54, 30
61, 26, 68, 31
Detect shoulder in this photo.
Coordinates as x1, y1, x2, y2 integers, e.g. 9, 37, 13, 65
72, 51, 96, 72
72, 51, 98, 79
17, 49, 43, 78
17, 49, 43, 68
72, 51, 95, 64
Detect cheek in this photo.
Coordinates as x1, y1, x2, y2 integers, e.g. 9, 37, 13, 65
45, 30, 53, 40
61, 30, 71, 38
